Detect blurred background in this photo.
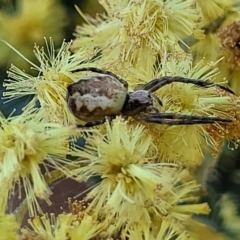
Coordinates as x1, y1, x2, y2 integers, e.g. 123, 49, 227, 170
1, 1, 240, 239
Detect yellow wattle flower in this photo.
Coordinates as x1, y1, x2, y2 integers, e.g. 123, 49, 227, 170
0, 212, 18, 240
125, 217, 191, 240
126, 54, 237, 167
21, 213, 73, 240
73, 118, 209, 236
190, 34, 221, 63
196, 0, 233, 23
0, 110, 78, 216
67, 215, 103, 240
72, 0, 203, 73
66, 198, 105, 240
3, 39, 95, 125
20, 211, 103, 240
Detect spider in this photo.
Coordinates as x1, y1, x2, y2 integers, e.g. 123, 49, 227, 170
66, 67, 234, 127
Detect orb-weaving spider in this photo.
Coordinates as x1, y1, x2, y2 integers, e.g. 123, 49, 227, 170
67, 67, 234, 127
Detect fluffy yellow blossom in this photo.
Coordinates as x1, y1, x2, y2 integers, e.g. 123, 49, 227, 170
73, 118, 209, 235
19, 211, 103, 240
67, 198, 104, 240
0, 212, 18, 240
126, 54, 237, 166
0, 0, 67, 68
0, 109, 78, 216
125, 217, 192, 240
189, 2, 240, 64
205, 101, 240, 152
190, 17, 240, 93
196, 0, 233, 23
20, 213, 73, 240
191, 15, 240, 83
72, 0, 203, 73
67, 215, 104, 240
3, 39, 95, 125
215, 61, 240, 93
190, 34, 221, 63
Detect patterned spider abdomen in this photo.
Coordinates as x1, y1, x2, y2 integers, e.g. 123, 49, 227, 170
67, 74, 128, 122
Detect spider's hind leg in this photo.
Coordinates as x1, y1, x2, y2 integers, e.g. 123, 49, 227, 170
135, 112, 232, 125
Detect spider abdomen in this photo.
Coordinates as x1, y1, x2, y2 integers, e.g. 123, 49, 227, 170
67, 74, 128, 122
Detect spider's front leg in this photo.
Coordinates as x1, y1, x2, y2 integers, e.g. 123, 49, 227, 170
140, 76, 234, 94
135, 112, 232, 125
76, 116, 116, 128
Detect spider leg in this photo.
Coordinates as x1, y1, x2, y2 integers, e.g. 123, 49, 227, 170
71, 67, 128, 88
135, 112, 232, 125
151, 93, 163, 106
141, 76, 234, 94
146, 106, 160, 113
76, 119, 106, 128
76, 116, 116, 128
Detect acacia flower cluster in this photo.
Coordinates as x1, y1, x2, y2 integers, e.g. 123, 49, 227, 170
2, 0, 240, 239
0, 212, 18, 240
190, 0, 240, 93
133, 54, 240, 165
0, 109, 81, 216
3, 39, 97, 125
196, 0, 234, 23
71, 0, 203, 75
73, 119, 210, 237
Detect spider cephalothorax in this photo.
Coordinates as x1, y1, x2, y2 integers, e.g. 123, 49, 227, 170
66, 67, 234, 127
